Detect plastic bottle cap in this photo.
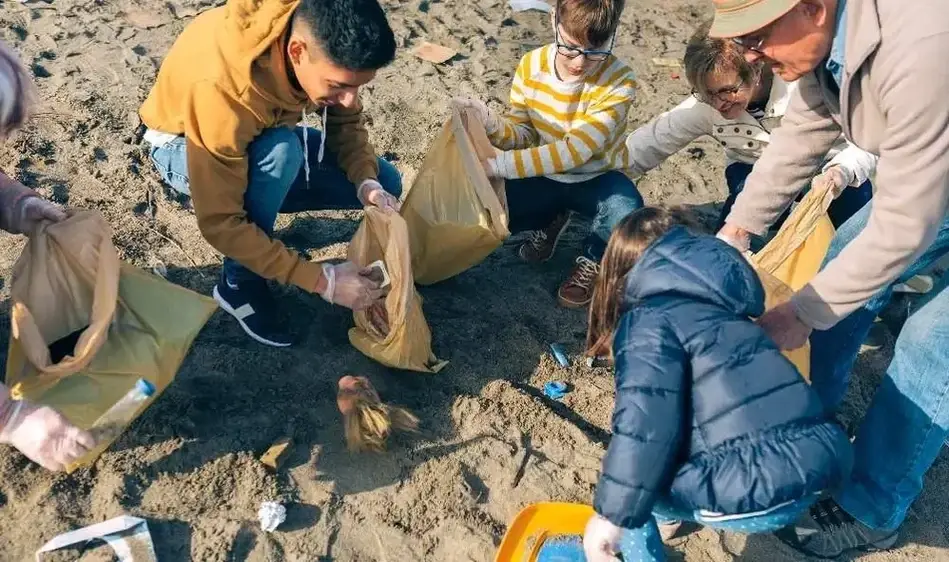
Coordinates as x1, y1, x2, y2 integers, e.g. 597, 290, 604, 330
136, 379, 156, 397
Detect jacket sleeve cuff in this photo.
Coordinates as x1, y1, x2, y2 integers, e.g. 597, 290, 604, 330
495, 151, 518, 179
824, 147, 877, 187
789, 284, 841, 331
289, 260, 325, 294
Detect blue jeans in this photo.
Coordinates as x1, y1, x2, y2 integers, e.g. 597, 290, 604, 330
809, 201, 949, 531
616, 496, 818, 561
716, 162, 873, 231
148, 126, 402, 284
505, 171, 643, 261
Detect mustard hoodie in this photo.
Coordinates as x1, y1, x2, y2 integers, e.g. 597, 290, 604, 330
140, 0, 380, 291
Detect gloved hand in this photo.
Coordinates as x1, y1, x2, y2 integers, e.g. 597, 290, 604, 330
16, 196, 67, 233
320, 261, 387, 311
583, 514, 624, 562
0, 396, 96, 471
450, 97, 501, 134
357, 179, 400, 212
813, 166, 850, 211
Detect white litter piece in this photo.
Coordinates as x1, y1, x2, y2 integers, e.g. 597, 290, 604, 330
508, 0, 552, 13
35, 516, 156, 562
258, 501, 287, 533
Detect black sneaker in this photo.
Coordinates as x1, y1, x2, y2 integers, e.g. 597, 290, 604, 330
774, 499, 899, 559
212, 276, 292, 347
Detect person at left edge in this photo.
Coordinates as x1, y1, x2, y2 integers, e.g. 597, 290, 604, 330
139, 0, 402, 347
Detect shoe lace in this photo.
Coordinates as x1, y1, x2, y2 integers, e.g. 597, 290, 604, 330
810, 500, 856, 532
527, 229, 549, 251
570, 256, 599, 289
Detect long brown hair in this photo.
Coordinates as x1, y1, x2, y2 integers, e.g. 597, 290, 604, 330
586, 206, 700, 360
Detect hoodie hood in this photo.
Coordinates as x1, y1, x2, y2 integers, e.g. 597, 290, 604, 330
220, 0, 307, 110
623, 227, 765, 317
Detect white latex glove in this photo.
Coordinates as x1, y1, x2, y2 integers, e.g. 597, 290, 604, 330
450, 97, 501, 134
16, 196, 67, 233
0, 397, 95, 471
320, 261, 386, 311
357, 179, 400, 212
813, 166, 850, 211
583, 514, 624, 562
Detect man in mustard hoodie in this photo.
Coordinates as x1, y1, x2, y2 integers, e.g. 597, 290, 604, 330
140, 0, 401, 347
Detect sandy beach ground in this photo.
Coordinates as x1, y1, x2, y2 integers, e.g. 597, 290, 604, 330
0, 0, 946, 560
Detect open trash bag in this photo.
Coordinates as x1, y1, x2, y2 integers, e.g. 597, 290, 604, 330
749, 181, 837, 382
348, 207, 446, 372
5, 210, 217, 472
401, 105, 510, 285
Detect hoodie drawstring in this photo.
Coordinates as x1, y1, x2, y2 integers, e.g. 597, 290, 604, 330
300, 106, 328, 189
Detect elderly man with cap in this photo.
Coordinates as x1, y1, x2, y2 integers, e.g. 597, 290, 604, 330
710, 0, 949, 558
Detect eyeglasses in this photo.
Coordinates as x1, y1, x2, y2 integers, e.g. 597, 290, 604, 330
554, 6, 616, 62
694, 80, 748, 104
730, 21, 776, 55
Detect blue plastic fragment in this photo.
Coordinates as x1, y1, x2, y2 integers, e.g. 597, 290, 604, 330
549, 343, 570, 368
543, 381, 569, 400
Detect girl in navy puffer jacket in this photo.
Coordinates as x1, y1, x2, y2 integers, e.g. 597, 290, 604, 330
582, 207, 852, 562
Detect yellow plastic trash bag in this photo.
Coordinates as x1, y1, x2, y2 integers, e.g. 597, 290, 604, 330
5, 210, 217, 472
749, 180, 837, 382
751, 182, 836, 291
401, 106, 510, 285
348, 207, 447, 372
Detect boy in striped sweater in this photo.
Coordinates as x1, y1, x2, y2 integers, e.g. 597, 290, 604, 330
455, 0, 640, 308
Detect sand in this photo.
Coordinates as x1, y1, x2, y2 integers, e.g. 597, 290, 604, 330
0, 0, 947, 560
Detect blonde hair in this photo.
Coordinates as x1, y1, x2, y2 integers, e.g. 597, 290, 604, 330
340, 377, 419, 453
586, 207, 701, 359
0, 41, 34, 139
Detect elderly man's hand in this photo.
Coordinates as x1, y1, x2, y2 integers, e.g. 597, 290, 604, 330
757, 301, 812, 350
716, 223, 752, 252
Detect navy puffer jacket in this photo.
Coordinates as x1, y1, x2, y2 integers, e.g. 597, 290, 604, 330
594, 227, 852, 529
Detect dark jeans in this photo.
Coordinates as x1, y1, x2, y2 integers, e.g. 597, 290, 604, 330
505, 171, 644, 261
716, 162, 874, 231
148, 127, 402, 284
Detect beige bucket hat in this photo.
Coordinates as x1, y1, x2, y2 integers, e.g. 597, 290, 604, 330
708, 0, 801, 38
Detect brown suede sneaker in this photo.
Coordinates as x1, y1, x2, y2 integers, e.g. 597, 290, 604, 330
557, 255, 600, 308
517, 212, 571, 263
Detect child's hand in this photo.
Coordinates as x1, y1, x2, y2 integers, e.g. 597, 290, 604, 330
583, 514, 623, 562
450, 97, 500, 134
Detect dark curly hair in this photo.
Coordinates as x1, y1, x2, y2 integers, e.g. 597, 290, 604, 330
295, 0, 397, 70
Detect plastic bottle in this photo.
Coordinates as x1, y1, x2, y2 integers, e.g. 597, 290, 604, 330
90, 379, 156, 442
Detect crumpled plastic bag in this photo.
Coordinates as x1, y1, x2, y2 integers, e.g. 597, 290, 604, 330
348, 207, 447, 373
5, 210, 217, 471
750, 180, 837, 382
401, 106, 510, 285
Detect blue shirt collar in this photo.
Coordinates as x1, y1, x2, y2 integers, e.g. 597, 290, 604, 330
825, 0, 848, 87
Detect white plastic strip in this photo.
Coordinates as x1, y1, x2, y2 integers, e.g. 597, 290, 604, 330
36, 516, 156, 562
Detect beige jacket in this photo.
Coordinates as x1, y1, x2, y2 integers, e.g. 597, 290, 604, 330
623, 76, 877, 187
725, 0, 949, 330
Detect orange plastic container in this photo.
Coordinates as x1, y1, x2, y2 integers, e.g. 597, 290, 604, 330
495, 502, 595, 562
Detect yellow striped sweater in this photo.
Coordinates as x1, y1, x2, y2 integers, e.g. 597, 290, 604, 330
489, 45, 637, 183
